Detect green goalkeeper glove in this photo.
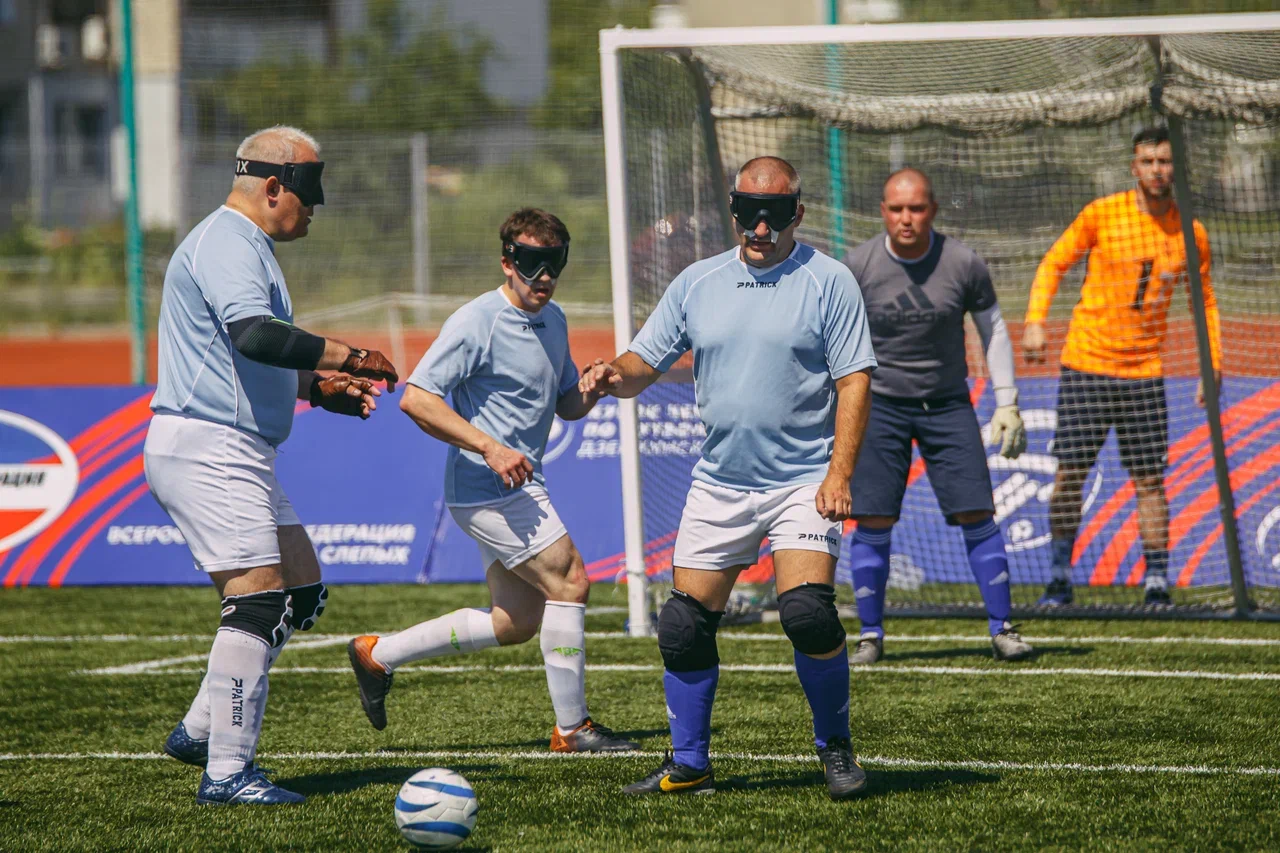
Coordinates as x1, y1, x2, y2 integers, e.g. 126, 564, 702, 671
990, 404, 1027, 459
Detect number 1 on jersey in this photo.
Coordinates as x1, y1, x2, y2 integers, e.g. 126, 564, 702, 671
1132, 259, 1154, 312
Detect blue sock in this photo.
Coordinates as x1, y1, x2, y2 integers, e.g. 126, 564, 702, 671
1144, 548, 1170, 586
664, 667, 718, 771
794, 649, 851, 750
962, 519, 1013, 637
850, 527, 891, 638
1050, 535, 1074, 582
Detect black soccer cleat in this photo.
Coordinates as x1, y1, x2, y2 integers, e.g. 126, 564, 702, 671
348, 635, 394, 731
621, 751, 715, 795
551, 718, 641, 753
817, 737, 867, 801
1038, 578, 1074, 606
163, 720, 209, 768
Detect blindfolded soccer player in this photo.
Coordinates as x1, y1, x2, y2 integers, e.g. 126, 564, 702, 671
147, 125, 399, 805
347, 209, 640, 754
582, 157, 878, 800
843, 168, 1033, 665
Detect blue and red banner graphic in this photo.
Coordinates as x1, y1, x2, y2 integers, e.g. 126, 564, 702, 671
1, 379, 1278, 588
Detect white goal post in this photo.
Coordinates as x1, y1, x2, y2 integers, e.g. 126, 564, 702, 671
600, 13, 1280, 634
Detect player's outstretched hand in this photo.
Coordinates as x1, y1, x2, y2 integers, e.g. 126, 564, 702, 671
484, 442, 535, 489
1022, 322, 1046, 364
342, 347, 400, 392
990, 404, 1027, 459
311, 375, 381, 419
816, 472, 852, 522
578, 359, 622, 399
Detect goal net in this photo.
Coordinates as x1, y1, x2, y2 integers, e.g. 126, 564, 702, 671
602, 15, 1280, 623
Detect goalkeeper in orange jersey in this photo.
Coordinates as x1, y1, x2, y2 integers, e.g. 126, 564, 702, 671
1022, 126, 1222, 607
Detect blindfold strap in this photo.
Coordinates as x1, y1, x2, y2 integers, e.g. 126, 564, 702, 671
234, 159, 325, 205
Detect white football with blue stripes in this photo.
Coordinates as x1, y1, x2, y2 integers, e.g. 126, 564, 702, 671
395, 768, 478, 849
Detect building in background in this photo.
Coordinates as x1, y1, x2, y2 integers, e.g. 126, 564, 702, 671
0, 0, 116, 230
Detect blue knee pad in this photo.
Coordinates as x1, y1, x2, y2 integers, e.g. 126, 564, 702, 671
657, 589, 723, 672
219, 590, 292, 649
777, 583, 846, 656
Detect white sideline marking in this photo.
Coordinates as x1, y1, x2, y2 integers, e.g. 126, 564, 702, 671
76, 636, 349, 676
11, 631, 1280, 646
0, 750, 1276, 777
81, 662, 1280, 682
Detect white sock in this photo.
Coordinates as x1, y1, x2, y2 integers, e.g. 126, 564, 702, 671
183, 625, 292, 741
540, 601, 588, 732
205, 628, 272, 781
372, 608, 498, 671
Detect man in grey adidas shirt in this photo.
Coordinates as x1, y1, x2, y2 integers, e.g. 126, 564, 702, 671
844, 168, 1032, 664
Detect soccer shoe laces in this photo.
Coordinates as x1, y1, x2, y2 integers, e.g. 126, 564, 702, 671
819, 738, 856, 771
998, 624, 1024, 640
583, 718, 616, 737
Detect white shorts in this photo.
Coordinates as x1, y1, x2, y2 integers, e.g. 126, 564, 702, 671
673, 481, 842, 571
144, 413, 300, 573
448, 484, 568, 571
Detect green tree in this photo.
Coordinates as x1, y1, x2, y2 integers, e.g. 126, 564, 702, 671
533, 0, 654, 130
204, 0, 502, 135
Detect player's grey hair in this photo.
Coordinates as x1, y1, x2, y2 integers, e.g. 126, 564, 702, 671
735, 156, 802, 195
232, 125, 321, 194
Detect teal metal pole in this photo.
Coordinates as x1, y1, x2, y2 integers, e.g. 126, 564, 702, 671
120, 0, 147, 384
825, 0, 846, 258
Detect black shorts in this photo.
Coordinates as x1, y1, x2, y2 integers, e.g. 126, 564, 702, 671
1053, 366, 1168, 479
850, 393, 994, 524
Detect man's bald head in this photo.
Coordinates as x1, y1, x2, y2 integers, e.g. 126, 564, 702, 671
882, 167, 934, 204
735, 156, 801, 195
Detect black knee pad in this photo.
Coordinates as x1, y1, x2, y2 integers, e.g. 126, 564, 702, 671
777, 583, 846, 656
287, 582, 327, 631
657, 589, 723, 672
220, 589, 292, 649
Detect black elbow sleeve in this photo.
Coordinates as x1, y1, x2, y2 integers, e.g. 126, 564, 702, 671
227, 316, 326, 370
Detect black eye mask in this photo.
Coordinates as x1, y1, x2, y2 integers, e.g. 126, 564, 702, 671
729, 191, 800, 241
235, 159, 325, 207
503, 241, 570, 281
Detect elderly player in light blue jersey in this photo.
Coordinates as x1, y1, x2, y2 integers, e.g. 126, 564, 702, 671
145, 125, 399, 805
583, 157, 878, 800
844, 168, 1033, 665
347, 208, 639, 754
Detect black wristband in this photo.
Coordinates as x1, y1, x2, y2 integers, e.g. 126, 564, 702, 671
308, 374, 323, 408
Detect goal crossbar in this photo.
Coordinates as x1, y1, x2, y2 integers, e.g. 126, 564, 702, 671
600, 12, 1280, 53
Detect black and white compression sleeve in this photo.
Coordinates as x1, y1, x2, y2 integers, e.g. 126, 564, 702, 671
970, 304, 1018, 408
226, 316, 327, 370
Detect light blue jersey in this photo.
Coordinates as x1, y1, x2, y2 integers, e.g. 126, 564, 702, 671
151, 206, 298, 446
408, 288, 579, 505
630, 242, 877, 491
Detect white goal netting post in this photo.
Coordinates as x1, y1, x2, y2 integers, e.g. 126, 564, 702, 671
601, 14, 1280, 630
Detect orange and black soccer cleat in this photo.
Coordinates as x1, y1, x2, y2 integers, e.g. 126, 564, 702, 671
347, 635, 394, 731
550, 718, 640, 753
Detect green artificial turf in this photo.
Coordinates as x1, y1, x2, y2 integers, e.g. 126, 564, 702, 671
1, 584, 1278, 851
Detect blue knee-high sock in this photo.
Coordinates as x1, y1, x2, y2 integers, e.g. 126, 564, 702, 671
794, 649, 851, 750
664, 667, 718, 771
962, 519, 1013, 636
850, 527, 892, 638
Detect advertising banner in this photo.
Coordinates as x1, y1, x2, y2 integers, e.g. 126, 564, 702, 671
2, 379, 1278, 589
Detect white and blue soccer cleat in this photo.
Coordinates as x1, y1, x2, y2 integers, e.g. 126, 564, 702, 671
163, 721, 208, 768
196, 768, 305, 806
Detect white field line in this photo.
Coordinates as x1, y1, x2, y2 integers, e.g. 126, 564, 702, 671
0, 749, 1276, 777
81, 662, 1280, 682
76, 636, 350, 676
13, 631, 1280, 647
